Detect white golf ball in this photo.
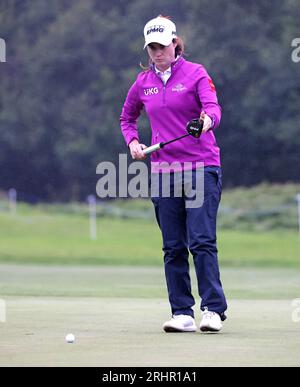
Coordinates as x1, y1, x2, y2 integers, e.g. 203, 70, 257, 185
65, 333, 75, 343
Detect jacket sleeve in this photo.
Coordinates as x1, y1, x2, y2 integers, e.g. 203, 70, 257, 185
120, 80, 144, 146
196, 66, 222, 130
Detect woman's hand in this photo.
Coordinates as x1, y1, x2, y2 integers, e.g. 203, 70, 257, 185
129, 139, 147, 160
200, 111, 213, 133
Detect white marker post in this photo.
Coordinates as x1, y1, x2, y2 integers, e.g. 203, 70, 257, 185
87, 195, 97, 240
8, 188, 17, 215
297, 194, 300, 236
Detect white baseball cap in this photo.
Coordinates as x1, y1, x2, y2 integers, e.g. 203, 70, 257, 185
143, 16, 177, 49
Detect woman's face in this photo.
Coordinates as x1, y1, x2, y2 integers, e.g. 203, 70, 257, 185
147, 41, 177, 71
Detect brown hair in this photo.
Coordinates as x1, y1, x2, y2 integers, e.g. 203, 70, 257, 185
140, 15, 184, 70
174, 36, 184, 57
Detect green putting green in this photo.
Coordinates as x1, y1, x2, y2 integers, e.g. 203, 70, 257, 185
0, 264, 299, 366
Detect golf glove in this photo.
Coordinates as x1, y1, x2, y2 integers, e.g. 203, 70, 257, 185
200, 111, 213, 133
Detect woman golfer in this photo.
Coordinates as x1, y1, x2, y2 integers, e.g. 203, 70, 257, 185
120, 16, 227, 332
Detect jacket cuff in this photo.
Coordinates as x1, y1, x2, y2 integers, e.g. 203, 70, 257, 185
127, 137, 139, 147
205, 114, 215, 131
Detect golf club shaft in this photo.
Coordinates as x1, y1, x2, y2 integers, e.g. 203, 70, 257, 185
163, 133, 190, 146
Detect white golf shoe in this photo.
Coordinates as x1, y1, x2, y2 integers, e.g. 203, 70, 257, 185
163, 314, 197, 332
199, 308, 223, 332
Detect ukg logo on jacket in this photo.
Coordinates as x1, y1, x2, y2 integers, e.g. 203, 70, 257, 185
144, 87, 159, 96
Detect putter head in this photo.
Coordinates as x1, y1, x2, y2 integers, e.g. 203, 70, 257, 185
186, 118, 204, 138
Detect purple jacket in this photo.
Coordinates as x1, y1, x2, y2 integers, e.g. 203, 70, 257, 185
120, 57, 222, 170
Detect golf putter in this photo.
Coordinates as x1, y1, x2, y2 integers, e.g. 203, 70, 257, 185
143, 118, 204, 155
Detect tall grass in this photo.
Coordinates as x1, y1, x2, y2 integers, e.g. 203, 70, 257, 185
0, 190, 299, 267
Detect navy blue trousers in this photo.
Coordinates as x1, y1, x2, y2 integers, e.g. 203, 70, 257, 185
151, 166, 227, 321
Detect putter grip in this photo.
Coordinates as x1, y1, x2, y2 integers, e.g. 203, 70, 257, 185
143, 143, 162, 155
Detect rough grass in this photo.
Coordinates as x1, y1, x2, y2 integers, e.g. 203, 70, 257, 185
0, 183, 299, 266
0, 208, 299, 267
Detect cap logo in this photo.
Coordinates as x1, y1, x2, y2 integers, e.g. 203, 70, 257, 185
147, 25, 165, 35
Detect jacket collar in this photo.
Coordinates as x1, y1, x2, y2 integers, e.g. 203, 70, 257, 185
151, 56, 185, 75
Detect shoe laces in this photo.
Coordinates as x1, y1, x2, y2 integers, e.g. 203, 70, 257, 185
202, 307, 217, 319
173, 314, 193, 320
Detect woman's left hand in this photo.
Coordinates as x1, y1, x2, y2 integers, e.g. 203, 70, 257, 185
200, 111, 213, 133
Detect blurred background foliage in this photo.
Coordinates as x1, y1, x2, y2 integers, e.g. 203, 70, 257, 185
0, 0, 299, 200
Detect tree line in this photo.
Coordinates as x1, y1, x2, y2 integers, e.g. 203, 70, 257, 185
0, 0, 299, 200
